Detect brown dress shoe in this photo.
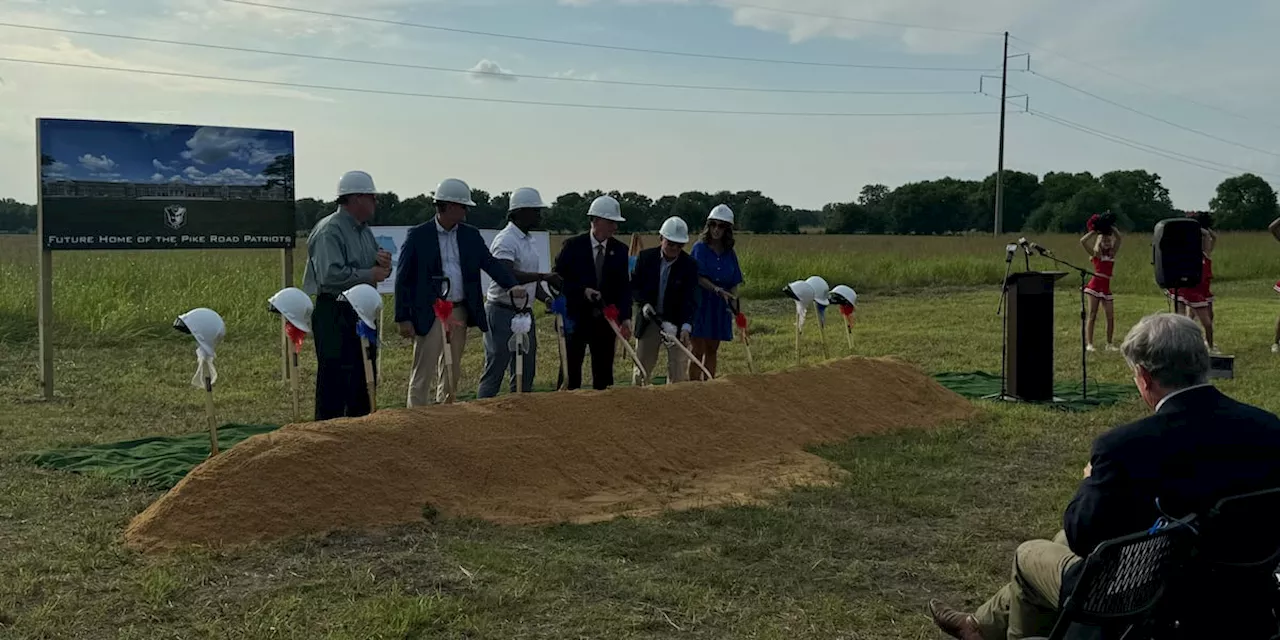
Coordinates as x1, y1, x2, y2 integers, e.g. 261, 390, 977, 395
928, 599, 983, 640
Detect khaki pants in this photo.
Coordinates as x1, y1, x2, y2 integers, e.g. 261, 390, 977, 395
974, 530, 1082, 640
632, 322, 688, 385
407, 307, 469, 407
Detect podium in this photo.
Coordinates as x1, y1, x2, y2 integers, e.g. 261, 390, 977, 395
1005, 271, 1067, 402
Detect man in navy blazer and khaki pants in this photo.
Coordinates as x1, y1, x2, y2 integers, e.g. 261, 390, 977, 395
394, 178, 519, 406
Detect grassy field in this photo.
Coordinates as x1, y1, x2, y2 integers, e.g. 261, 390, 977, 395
2, 232, 1280, 639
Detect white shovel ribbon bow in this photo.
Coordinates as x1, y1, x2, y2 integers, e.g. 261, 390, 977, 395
191, 345, 218, 389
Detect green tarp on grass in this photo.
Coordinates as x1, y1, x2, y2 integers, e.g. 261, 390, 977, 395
20, 423, 280, 490
931, 371, 1137, 411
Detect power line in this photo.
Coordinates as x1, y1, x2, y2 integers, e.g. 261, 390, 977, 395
0, 22, 976, 97
1030, 108, 1279, 178
222, 0, 997, 73
1010, 35, 1280, 132
1027, 69, 1280, 159
0, 56, 1003, 118
712, 1, 1002, 36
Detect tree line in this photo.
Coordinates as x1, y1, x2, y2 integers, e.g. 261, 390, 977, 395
3, 170, 1277, 236
824, 171, 1280, 235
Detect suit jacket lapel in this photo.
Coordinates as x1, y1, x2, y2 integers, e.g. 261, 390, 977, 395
424, 220, 443, 275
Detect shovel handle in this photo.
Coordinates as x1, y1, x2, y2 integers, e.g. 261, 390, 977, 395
204, 377, 219, 456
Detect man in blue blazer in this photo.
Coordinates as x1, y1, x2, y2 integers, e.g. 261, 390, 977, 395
395, 178, 518, 406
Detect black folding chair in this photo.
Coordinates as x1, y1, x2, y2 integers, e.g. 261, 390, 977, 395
1158, 488, 1280, 639
1197, 487, 1280, 572
1026, 516, 1198, 640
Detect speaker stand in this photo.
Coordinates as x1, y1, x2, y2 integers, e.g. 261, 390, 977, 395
1037, 250, 1097, 402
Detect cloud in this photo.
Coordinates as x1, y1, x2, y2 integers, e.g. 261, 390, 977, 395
180, 127, 283, 165
151, 172, 166, 182
177, 165, 267, 185
196, 167, 268, 185
153, 158, 176, 172
42, 160, 71, 181
468, 59, 518, 82
552, 69, 601, 81
559, 0, 1015, 54
78, 153, 116, 172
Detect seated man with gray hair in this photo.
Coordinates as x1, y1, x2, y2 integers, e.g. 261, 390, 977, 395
930, 313, 1280, 640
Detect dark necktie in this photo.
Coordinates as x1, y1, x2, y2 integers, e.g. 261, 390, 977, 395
594, 244, 605, 286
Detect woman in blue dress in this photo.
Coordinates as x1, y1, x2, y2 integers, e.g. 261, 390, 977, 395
689, 204, 744, 381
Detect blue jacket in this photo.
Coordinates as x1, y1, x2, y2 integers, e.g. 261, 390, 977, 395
393, 219, 517, 336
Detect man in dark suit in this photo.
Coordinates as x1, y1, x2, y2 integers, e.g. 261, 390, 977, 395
930, 313, 1280, 640
394, 178, 518, 406
552, 195, 632, 390
630, 216, 699, 385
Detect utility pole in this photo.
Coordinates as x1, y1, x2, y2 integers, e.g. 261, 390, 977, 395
994, 30, 1009, 236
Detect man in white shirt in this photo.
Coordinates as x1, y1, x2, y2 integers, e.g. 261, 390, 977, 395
477, 188, 562, 398
394, 178, 518, 406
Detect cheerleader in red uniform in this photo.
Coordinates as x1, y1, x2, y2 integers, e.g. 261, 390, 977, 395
1081, 212, 1121, 352
1169, 211, 1217, 353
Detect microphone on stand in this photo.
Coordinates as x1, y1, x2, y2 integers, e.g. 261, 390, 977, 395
1004, 243, 1018, 263
1017, 237, 1032, 255
1029, 241, 1050, 256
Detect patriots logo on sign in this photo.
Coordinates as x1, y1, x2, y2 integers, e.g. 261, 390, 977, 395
164, 205, 187, 230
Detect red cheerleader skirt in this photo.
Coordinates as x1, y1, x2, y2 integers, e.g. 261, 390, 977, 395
1169, 256, 1213, 308
1084, 255, 1114, 300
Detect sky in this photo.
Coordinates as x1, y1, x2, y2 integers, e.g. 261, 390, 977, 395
39, 119, 292, 185
2, 0, 1279, 211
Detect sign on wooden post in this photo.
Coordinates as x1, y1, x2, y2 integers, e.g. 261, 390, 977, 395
36, 117, 297, 399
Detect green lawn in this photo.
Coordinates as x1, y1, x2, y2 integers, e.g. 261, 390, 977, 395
2, 233, 1280, 638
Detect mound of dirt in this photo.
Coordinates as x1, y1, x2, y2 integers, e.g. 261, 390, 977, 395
124, 357, 976, 552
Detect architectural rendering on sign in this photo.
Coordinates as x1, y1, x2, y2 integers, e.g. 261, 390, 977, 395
38, 118, 295, 250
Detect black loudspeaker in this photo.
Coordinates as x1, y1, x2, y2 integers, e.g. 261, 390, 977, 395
1153, 218, 1202, 289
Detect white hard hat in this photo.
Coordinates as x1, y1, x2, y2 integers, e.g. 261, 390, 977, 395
337, 170, 376, 197
783, 280, 815, 305
829, 284, 858, 307
708, 204, 735, 225
658, 216, 690, 244
509, 187, 548, 211
434, 178, 476, 207
587, 195, 625, 222
174, 308, 226, 358
805, 276, 831, 306
267, 287, 314, 333
338, 283, 382, 329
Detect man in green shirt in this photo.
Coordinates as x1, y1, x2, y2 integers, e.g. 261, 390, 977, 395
303, 170, 391, 420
